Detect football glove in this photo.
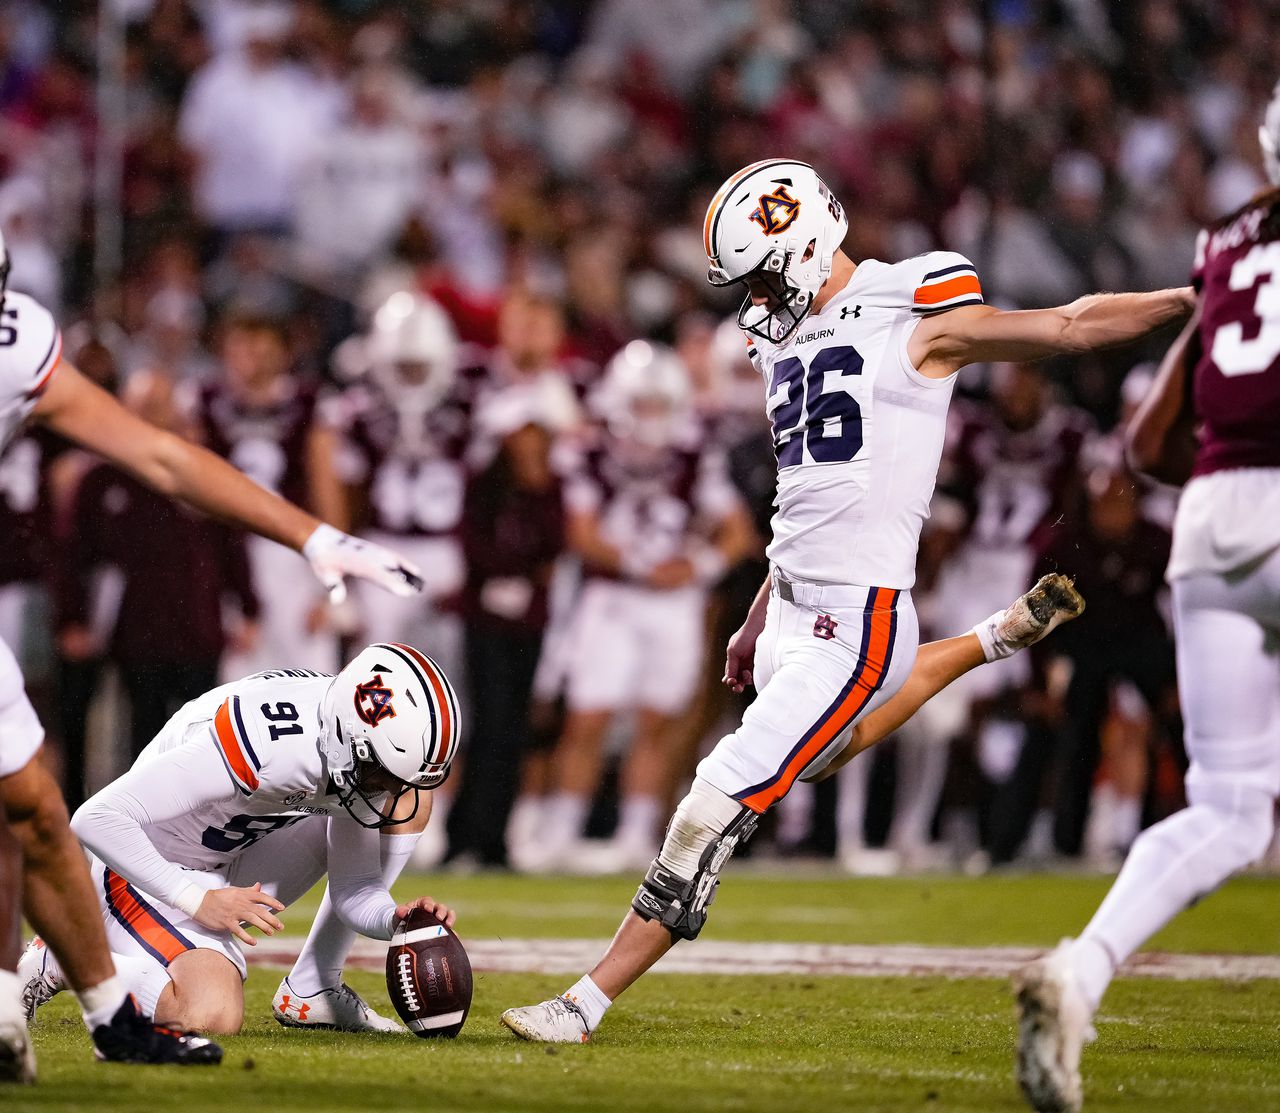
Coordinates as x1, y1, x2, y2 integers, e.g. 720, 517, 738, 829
302, 523, 425, 605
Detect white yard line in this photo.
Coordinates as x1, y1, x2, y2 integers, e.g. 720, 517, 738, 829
247, 937, 1280, 981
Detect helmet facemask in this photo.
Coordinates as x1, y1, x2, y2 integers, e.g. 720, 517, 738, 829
320, 643, 461, 830
710, 243, 818, 345
703, 160, 847, 345
328, 720, 451, 830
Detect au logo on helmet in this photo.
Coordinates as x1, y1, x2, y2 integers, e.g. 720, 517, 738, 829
354, 674, 397, 727
749, 185, 801, 236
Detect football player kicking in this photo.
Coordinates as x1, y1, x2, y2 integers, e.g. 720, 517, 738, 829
1013, 87, 1280, 1113
20, 644, 459, 1037
501, 159, 1193, 1044
0, 231, 424, 1080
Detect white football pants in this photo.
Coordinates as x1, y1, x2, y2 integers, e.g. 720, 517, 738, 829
1076, 544, 1280, 1002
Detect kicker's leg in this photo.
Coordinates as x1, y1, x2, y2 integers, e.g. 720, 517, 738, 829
813, 573, 1085, 782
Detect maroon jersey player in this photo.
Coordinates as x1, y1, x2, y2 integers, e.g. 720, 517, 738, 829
187, 314, 345, 676
528, 341, 755, 874
328, 293, 474, 698
1015, 91, 1280, 1113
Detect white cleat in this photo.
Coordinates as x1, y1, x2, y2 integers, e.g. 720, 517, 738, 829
0, 970, 35, 1084
1014, 939, 1096, 1113
501, 996, 591, 1044
17, 938, 65, 1021
997, 574, 1086, 652
272, 978, 403, 1033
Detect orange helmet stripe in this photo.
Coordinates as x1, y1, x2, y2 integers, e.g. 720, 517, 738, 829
389, 642, 456, 765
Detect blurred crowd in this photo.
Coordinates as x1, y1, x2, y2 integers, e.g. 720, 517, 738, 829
3, 0, 1280, 874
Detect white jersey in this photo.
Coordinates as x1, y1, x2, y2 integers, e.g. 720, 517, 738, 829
72, 669, 365, 909
129, 670, 339, 870
73, 666, 408, 940
751, 251, 981, 588
0, 291, 62, 452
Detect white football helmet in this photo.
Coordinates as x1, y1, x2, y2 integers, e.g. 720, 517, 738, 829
319, 642, 462, 828
704, 159, 848, 344
367, 291, 458, 405
1262, 80, 1280, 187
593, 340, 692, 448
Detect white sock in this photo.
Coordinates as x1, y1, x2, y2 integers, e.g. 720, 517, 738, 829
0, 969, 22, 1017
104, 956, 173, 1022
1068, 936, 1114, 1014
889, 737, 949, 851
835, 751, 871, 854
616, 796, 660, 845
1111, 795, 1142, 850
506, 795, 543, 858
288, 831, 421, 997
562, 974, 611, 1031
545, 793, 590, 849
972, 610, 1015, 662
776, 779, 814, 848
76, 973, 130, 1030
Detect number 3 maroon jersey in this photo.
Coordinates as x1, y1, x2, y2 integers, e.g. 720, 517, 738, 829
750, 250, 981, 589
1191, 190, 1280, 477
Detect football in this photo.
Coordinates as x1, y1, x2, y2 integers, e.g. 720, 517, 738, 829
385, 907, 473, 1038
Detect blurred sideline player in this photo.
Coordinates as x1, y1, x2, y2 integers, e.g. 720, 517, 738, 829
22, 644, 459, 1036
0, 230, 424, 1080
528, 341, 755, 872
327, 292, 473, 869
909, 361, 1091, 867
663, 317, 775, 798
330, 293, 471, 675
187, 313, 347, 678
501, 158, 1191, 1043
1014, 85, 1280, 1113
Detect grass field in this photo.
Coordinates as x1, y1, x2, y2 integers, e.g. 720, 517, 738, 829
12, 871, 1280, 1112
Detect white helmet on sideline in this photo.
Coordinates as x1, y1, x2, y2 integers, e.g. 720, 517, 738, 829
1262, 80, 1280, 187
593, 340, 692, 448
367, 291, 458, 405
319, 642, 462, 828
704, 159, 848, 344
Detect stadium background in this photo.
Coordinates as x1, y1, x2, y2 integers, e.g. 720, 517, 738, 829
1, 0, 1276, 878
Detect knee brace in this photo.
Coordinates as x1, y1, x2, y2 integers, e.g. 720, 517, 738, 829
631, 780, 758, 941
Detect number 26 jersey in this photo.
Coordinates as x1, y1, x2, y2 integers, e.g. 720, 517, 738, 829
752, 250, 981, 589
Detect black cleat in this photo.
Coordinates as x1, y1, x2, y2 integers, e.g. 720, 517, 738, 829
91, 996, 222, 1066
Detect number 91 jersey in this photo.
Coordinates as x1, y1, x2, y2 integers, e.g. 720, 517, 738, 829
753, 251, 981, 589
132, 670, 339, 871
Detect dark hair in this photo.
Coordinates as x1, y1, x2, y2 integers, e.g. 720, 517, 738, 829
1213, 186, 1280, 240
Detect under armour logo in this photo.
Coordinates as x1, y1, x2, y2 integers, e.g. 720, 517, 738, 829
813, 614, 838, 640
276, 995, 310, 1021
840, 306, 861, 320
354, 674, 397, 727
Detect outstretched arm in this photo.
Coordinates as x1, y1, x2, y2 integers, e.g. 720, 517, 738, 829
909, 288, 1196, 378
34, 361, 422, 602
